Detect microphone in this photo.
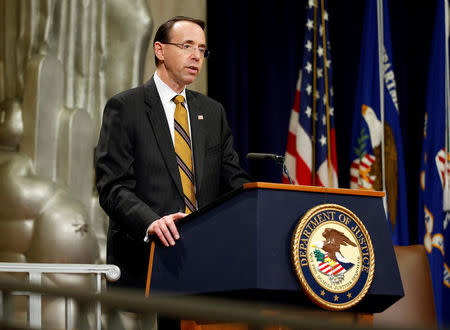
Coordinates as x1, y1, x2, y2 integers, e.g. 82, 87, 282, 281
246, 153, 294, 184
246, 152, 284, 164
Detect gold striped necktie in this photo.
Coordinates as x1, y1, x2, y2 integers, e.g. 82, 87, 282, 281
173, 95, 197, 214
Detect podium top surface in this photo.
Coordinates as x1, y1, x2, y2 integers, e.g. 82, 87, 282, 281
244, 182, 385, 197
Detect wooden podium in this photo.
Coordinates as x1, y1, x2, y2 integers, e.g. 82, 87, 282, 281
149, 183, 404, 329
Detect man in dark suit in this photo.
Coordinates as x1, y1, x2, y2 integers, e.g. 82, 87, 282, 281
94, 16, 249, 290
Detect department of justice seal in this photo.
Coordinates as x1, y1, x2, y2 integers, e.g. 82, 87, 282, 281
291, 204, 375, 311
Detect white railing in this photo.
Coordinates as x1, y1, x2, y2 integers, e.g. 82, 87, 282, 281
0, 262, 120, 329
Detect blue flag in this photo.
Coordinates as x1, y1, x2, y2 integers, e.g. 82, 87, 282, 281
349, 0, 409, 245
418, 0, 450, 326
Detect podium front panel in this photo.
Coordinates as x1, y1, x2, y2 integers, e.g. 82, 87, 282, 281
151, 185, 403, 313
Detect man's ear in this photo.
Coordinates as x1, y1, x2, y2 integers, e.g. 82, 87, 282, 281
154, 42, 164, 62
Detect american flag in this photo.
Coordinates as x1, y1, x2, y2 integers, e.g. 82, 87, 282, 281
283, 0, 338, 187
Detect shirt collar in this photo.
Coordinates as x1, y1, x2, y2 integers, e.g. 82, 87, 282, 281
154, 72, 187, 105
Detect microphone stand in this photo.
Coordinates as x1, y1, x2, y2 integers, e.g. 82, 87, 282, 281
274, 157, 294, 185
246, 153, 294, 185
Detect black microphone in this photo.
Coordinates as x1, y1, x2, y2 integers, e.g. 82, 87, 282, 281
246, 152, 284, 164
246, 153, 294, 184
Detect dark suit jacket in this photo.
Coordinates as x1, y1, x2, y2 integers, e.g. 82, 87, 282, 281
94, 77, 249, 288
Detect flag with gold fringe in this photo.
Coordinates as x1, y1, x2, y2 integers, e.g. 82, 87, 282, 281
349, 0, 409, 245
418, 0, 450, 325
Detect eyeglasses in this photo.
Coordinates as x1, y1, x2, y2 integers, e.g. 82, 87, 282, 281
162, 42, 210, 58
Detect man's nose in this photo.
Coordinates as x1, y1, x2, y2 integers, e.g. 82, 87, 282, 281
190, 48, 201, 60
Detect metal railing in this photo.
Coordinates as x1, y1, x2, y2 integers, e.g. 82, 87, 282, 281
0, 278, 390, 330
0, 268, 444, 330
0, 262, 120, 329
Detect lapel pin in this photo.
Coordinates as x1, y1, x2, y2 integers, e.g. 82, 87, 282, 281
198, 115, 204, 120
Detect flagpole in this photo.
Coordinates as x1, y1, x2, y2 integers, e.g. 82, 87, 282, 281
376, 0, 388, 214
444, 0, 450, 212
320, 0, 332, 187
312, 0, 318, 185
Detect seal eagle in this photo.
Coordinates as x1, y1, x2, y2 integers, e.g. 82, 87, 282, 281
320, 228, 357, 261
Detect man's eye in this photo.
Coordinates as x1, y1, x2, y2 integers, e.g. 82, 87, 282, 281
183, 44, 191, 50
198, 48, 206, 54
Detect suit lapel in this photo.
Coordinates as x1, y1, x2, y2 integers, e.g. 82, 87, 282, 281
187, 90, 206, 194
143, 78, 184, 198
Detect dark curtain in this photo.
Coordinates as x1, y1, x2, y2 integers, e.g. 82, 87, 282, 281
207, 0, 305, 182
207, 0, 437, 243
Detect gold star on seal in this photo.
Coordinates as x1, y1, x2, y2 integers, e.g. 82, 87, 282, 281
334, 295, 339, 302
347, 292, 352, 299
320, 290, 325, 296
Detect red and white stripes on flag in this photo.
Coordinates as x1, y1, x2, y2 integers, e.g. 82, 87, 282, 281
350, 153, 376, 189
284, 75, 313, 185
283, 72, 338, 187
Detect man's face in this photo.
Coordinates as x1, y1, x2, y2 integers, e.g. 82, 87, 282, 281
156, 21, 206, 92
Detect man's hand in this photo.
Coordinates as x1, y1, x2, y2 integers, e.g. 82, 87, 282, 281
148, 212, 186, 247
